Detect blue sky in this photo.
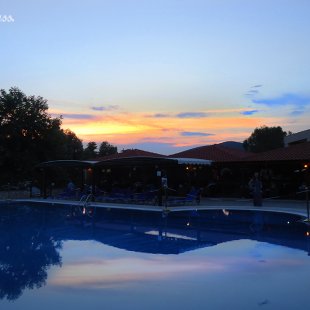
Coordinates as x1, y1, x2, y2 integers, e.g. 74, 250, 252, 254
1, 0, 309, 154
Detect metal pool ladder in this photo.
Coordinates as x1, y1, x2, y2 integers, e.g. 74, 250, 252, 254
78, 193, 96, 217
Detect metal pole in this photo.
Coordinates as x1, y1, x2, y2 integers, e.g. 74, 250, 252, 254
297, 188, 310, 222
43, 169, 47, 199
157, 170, 162, 206
306, 189, 309, 221
7, 182, 10, 199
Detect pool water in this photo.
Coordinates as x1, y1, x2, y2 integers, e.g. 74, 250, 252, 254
0, 203, 309, 309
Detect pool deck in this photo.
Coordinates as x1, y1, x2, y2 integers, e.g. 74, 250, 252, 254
7, 196, 310, 219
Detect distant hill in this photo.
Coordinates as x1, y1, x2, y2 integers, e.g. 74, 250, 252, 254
170, 141, 248, 162
218, 141, 245, 151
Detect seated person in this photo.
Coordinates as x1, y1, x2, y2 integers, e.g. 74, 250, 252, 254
67, 180, 76, 192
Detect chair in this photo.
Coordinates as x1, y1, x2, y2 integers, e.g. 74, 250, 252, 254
102, 188, 133, 203
56, 188, 78, 200
166, 187, 201, 206
132, 190, 157, 205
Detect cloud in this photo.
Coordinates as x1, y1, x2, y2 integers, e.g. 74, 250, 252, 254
181, 131, 214, 137
245, 85, 262, 97
147, 112, 209, 119
245, 91, 258, 97
245, 90, 259, 97
240, 110, 259, 116
176, 112, 209, 118
91, 105, 119, 111
152, 113, 171, 118
252, 93, 310, 108
290, 110, 305, 117
59, 113, 95, 120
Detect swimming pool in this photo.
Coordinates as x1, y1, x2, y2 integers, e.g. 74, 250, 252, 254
0, 202, 309, 309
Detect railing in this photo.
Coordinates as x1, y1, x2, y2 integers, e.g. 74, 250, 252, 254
77, 193, 96, 218
79, 193, 93, 206
296, 188, 310, 222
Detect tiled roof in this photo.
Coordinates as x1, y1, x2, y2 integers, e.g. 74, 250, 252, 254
94, 142, 310, 164
169, 144, 250, 162
243, 141, 310, 162
96, 149, 166, 161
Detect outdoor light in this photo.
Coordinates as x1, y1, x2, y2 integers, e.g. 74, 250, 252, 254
304, 164, 309, 169
222, 209, 230, 216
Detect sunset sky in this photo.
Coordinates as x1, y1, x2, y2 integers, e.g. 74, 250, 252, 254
1, 0, 310, 154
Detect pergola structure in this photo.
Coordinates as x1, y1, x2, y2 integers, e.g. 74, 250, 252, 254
36, 156, 212, 204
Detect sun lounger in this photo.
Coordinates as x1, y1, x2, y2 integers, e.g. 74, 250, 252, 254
166, 188, 201, 206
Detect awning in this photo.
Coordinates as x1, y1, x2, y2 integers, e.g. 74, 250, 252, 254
95, 156, 174, 166
170, 158, 212, 165
36, 157, 212, 169
36, 160, 98, 168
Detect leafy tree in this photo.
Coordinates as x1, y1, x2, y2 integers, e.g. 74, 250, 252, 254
0, 87, 57, 181
62, 129, 84, 159
83, 141, 98, 159
0, 87, 83, 183
243, 125, 287, 153
98, 141, 117, 157
43, 128, 84, 160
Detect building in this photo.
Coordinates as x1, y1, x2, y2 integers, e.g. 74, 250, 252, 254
36, 130, 310, 200
284, 129, 310, 146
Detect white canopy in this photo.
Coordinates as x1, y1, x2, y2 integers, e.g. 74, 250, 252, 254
170, 158, 212, 165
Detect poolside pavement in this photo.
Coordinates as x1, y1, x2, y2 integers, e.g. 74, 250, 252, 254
199, 197, 309, 218
7, 195, 310, 219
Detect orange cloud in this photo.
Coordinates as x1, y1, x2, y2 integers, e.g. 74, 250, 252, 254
49, 256, 224, 289
53, 107, 284, 148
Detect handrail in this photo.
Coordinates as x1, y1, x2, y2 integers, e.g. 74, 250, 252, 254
296, 188, 310, 222
78, 193, 95, 217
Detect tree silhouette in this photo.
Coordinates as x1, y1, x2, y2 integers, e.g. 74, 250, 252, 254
0, 87, 83, 183
98, 141, 117, 157
0, 206, 62, 300
243, 126, 287, 153
83, 141, 98, 159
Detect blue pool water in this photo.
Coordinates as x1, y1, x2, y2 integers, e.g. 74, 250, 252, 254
0, 203, 310, 309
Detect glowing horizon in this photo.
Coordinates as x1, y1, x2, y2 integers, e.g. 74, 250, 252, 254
51, 106, 300, 153
1, 0, 310, 154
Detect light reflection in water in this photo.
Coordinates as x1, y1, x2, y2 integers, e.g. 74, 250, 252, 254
0, 204, 310, 310
49, 240, 225, 289
40, 238, 310, 310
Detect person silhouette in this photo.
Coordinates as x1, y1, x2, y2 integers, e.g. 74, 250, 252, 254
249, 172, 263, 206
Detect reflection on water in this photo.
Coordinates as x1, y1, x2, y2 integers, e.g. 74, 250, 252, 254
0, 205, 62, 300
0, 203, 309, 307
